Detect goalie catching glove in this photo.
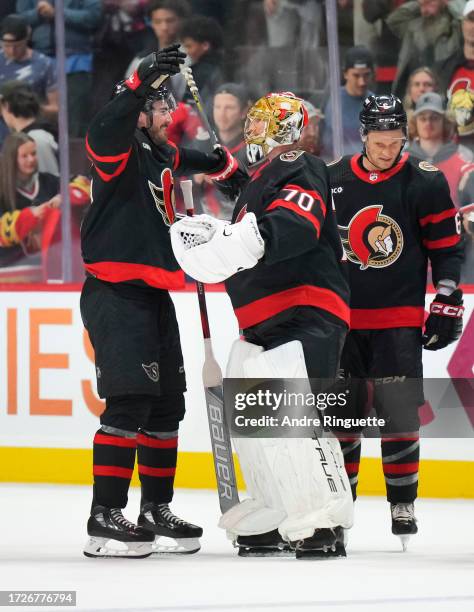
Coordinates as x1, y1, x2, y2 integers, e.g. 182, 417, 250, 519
422, 289, 464, 351
170, 213, 265, 283
125, 44, 186, 97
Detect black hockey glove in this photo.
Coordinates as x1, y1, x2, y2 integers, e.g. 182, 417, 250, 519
422, 289, 464, 351
124, 44, 186, 97
205, 145, 239, 181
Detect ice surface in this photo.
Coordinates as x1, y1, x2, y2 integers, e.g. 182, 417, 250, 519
0, 485, 473, 612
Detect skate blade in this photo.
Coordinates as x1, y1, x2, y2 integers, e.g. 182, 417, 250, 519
83, 536, 153, 559
398, 535, 411, 552
151, 536, 201, 555
238, 547, 294, 558
296, 543, 347, 560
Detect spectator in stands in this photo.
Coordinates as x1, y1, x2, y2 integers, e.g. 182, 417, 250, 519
126, 0, 191, 101
321, 45, 374, 158
357, 0, 402, 94
403, 66, 438, 113
194, 83, 250, 219
299, 99, 323, 157
434, 1, 474, 96
90, 1, 151, 118
0, 132, 59, 278
0, 14, 58, 117
387, 0, 464, 98
407, 92, 474, 208
0, 83, 58, 175
16, 0, 102, 137
263, 0, 323, 50
180, 15, 224, 110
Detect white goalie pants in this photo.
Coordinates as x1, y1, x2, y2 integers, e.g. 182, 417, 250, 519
219, 338, 354, 543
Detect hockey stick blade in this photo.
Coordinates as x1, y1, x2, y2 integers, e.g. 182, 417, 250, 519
205, 384, 240, 513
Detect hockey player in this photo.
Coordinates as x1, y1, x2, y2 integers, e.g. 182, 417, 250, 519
171, 92, 354, 558
327, 94, 464, 550
80, 45, 239, 558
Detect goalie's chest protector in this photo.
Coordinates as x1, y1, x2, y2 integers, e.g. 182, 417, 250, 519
328, 153, 459, 329
225, 151, 350, 330
81, 132, 184, 289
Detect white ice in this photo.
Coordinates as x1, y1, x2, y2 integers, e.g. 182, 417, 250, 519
0, 485, 473, 612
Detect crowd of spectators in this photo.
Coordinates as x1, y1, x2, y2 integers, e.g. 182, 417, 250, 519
0, 0, 473, 283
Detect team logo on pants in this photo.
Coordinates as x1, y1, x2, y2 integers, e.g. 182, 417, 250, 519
148, 168, 175, 226
338, 205, 403, 270
142, 362, 160, 382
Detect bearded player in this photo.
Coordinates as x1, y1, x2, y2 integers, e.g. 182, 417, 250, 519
328, 94, 464, 550
171, 92, 354, 558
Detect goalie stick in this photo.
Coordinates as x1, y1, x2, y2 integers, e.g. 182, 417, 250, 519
180, 180, 240, 513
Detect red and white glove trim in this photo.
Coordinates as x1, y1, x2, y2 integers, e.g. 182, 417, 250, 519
206, 147, 239, 181
430, 302, 464, 318
124, 70, 142, 91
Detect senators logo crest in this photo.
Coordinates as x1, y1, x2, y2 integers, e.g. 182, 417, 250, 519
148, 168, 175, 226
339, 205, 403, 270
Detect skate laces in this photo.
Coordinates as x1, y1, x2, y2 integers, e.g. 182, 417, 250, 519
391, 503, 415, 523
156, 503, 187, 526
110, 508, 138, 531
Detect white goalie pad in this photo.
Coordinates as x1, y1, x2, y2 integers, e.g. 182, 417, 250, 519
220, 338, 353, 539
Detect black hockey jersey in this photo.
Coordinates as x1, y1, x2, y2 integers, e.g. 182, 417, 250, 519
81, 88, 226, 289
225, 150, 350, 330
328, 153, 463, 329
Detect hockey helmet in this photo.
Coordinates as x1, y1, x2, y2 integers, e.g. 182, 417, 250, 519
244, 92, 308, 165
359, 94, 407, 135
113, 80, 177, 114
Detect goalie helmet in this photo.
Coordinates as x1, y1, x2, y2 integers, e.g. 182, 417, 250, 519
244, 92, 308, 165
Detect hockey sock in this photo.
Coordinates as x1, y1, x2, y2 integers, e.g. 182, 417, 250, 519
382, 436, 419, 503
137, 430, 178, 504
92, 428, 137, 508
339, 437, 361, 501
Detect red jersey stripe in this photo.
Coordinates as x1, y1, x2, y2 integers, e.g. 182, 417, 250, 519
234, 285, 350, 329
94, 433, 137, 448
419, 208, 457, 227
137, 434, 178, 449
138, 465, 176, 477
266, 199, 321, 236
382, 462, 419, 475
423, 234, 461, 249
351, 306, 424, 329
85, 136, 131, 163
282, 184, 327, 216
84, 261, 185, 290
93, 465, 134, 479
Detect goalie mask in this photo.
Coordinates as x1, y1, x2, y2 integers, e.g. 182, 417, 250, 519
244, 92, 308, 165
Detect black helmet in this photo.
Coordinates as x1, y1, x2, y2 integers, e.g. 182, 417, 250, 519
112, 80, 177, 113
359, 94, 407, 133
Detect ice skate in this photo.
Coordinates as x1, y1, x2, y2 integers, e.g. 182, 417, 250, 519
293, 526, 347, 559
84, 506, 154, 558
391, 502, 418, 551
138, 502, 202, 554
236, 529, 293, 557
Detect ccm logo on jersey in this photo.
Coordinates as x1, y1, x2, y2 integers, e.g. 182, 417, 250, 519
332, 186, 343, 194
430, 303, 464, 317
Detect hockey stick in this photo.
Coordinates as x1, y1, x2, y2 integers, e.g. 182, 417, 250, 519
180, 180, 240, 513
180, 66, 219, 147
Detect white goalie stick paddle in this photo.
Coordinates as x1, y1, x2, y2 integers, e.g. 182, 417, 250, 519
180, 65, 219, 147
180, 180, 240, 513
